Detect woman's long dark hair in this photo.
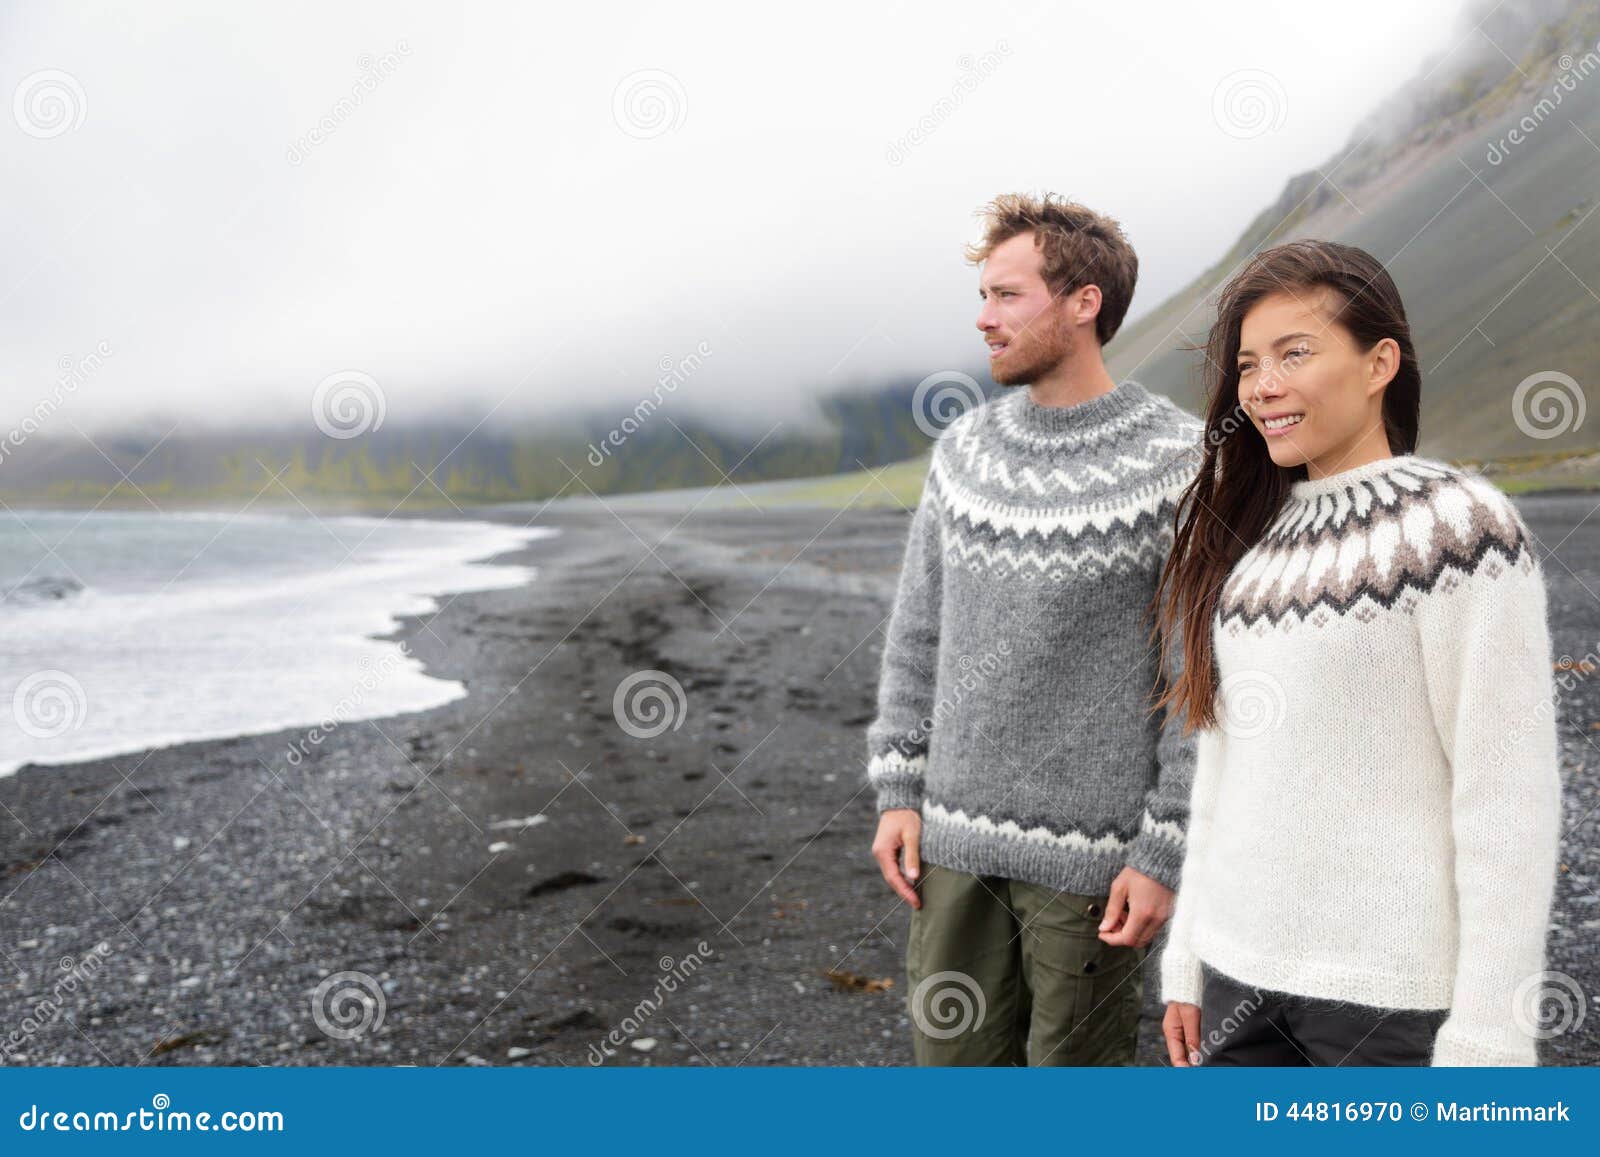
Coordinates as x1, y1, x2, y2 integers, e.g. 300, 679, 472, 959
1150, 239, 1422, 731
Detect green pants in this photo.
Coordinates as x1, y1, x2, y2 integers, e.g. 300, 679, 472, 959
905, 865, 1146, 1065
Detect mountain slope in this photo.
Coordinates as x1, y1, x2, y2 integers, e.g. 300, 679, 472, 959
1108, 0, 1600, 463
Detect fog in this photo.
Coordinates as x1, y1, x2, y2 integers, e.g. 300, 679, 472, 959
2, 0, 1479, 436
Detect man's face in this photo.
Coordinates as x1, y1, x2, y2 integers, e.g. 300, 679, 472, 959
975, 231, 1075, 386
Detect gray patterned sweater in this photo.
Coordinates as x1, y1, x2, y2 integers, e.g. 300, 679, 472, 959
866, 378, 1205, 893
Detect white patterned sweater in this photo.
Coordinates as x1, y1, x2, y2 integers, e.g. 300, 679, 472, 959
1158, 453, 1563, 1067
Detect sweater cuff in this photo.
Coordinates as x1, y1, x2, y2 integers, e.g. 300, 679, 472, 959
1429, 1019, 1538, 1067
868, 750, 925, 812
1125, 812, 1185, 892
1159, 942, 1203, 1006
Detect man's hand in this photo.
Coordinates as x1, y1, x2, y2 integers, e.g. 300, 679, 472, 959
872, 808, 923, 908
1163, 1001, 1202, 1066
1097, 865, 1172, 947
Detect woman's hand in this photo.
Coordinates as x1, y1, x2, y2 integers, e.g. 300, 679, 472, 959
1163, 1001, 1203, 1066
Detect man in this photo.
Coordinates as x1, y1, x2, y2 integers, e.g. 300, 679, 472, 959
866, 193, 1204, 1065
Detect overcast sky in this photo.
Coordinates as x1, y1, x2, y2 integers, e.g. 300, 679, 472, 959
1, 0, 1478, 436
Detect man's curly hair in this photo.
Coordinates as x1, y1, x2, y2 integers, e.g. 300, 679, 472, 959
964, 193, 1139, 346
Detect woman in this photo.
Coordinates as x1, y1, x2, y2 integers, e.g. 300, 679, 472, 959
1151, 239, 1562, 1066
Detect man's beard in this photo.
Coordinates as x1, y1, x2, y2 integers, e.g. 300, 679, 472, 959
991, 315, 1074, 386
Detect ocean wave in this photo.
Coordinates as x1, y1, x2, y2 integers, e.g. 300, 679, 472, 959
1, 575, 84, 606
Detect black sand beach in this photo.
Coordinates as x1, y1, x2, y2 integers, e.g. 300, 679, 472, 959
2, 486, 1597, 1066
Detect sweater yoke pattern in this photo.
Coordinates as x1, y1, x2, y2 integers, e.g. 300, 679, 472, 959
1218, 458, 1537, 633
865, 379, 1208, 896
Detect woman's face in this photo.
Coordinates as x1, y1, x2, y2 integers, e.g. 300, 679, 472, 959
1235, 287, 1395, 471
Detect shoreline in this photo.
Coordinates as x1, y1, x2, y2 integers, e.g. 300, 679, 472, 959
0, 514, 552, 781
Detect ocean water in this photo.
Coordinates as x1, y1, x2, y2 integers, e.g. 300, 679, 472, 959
0, 510, 555, 777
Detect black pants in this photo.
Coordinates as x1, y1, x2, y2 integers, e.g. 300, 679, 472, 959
1198, 962, 1449, 1066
